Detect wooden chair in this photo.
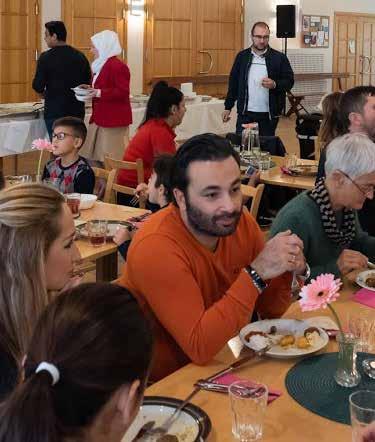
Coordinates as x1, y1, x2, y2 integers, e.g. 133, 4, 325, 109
92, 167, 116, 203
104, 157, 146, 208
241, 183, 265, 219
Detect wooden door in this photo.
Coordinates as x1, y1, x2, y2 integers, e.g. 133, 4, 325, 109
144, 0, 197, 90
333, 12, 375, 89
62, 0, 128, 63
195, 0, 243, 96
0, 0, 40, 103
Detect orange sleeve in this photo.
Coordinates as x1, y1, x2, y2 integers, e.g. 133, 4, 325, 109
125, 235, 260, 365
248, 218, 293, 319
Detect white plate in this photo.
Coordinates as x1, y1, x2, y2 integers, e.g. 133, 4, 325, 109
240, 319, 329, 359
356, 270, 375, 292
123, 396, 211, 442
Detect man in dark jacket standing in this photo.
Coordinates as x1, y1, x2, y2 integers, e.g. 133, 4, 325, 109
222, 22, 294, 136
32, 21, 91, 139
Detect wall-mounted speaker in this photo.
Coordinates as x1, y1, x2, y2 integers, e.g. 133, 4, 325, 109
276, 5, 296, 38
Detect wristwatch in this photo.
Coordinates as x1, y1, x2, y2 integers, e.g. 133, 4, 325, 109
244, 266, 268, 293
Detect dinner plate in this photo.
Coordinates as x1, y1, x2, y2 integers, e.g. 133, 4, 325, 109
356, 270, 375, 292
123, 396, 211, 442
77, 220, 132, 240
240, 319, 329, 359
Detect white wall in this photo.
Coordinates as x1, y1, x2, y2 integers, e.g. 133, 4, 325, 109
244, 0, 375, 73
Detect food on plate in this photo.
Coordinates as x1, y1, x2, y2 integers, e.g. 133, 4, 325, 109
303, 327, 321, 337
247, 334, 269, 351
279, 335, 295, 347
296, 336, 310, 349
365, 275, 375, 287
244, 330, 267, 342
157, 435, 179, 442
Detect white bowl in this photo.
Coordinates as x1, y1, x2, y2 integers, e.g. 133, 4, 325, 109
79, 194, 97, 210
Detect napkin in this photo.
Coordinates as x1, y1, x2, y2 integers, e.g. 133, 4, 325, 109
212, 373, 282, 404
353, 288, 375, 309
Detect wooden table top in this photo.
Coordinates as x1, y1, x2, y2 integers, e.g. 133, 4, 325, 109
294, 72, 350, 81
76, 201, 149, 261
146, 282, 368, 441
259, 157, 317, 190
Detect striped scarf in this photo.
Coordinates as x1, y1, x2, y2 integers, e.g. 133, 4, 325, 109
308, 178, 356, 248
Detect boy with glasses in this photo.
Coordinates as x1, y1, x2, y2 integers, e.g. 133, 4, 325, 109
42, 117, 95, 194
223, 21, 294, 136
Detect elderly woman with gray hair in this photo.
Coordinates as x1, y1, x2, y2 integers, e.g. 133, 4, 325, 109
270, 133, 375, 279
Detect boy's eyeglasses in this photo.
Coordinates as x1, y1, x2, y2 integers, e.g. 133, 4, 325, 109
52, 132, 75, 141
339, 170, 374, 197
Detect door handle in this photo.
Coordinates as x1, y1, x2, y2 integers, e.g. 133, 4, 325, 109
198, 51, 213, 74
35, 49, 39, 61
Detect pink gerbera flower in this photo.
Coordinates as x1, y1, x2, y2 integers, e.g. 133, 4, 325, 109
31, 138, 53, 151
299, 273, 342, 312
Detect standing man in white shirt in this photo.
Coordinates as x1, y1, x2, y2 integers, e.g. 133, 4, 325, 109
222, 22, 294, 136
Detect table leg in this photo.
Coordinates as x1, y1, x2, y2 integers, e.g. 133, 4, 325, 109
96, 251, 118, 282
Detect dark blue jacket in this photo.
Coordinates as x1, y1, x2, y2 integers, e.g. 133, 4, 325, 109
224, 47, 294, 118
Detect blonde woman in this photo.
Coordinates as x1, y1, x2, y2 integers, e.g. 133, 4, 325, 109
0, 183, 81, 400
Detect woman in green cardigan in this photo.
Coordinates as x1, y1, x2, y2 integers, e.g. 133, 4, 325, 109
270, 133, 375, 279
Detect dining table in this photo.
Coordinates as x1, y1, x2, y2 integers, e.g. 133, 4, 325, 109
76, 201, 149, 281
145, 280, 372, 441
259, 156, 317, 191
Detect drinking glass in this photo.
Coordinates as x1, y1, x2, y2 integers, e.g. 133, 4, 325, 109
350, 390, 375, 442
86, 220, 108, 247
348, 313, 375, 352
334, 333, 361, 388
285, 153, 297, 169
229, 381, 268, 441
43, 177, 61, 191
250, 130, 261, 156
259, 152, 271, 171
66, 193, 81, 218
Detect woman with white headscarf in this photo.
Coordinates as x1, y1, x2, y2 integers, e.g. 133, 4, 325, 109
80, 30, 132, 164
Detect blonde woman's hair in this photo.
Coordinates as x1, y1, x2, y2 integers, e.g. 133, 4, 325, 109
0, 183, 65, 367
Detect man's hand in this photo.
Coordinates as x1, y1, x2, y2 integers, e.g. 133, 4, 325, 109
135, 182, 148, 199
337, 249, 368, 275
261, 77, 276, 89
251, 230, 305, 280
222, 110, 231, 123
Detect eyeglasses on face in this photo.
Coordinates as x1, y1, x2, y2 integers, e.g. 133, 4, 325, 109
339, 170, 374, 197
52, 132, 75, 141
252, 35, 270, 40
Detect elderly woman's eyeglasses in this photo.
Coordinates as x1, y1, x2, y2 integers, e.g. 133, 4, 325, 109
339, 170, 374, 197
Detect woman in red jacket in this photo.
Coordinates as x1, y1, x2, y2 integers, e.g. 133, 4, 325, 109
80, 30, 132, 164
117, 81, 186, 205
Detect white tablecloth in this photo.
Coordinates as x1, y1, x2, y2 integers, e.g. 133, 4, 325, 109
0, 100, 236, 158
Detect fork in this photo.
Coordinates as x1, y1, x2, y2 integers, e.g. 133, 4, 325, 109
291, 271, 301, 301
129, 194, 139, 206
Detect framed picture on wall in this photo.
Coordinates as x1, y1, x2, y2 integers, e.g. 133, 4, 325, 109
301, 15, 329, 48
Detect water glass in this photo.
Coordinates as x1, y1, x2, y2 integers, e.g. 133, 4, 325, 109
350, 390, 375, 442
285, 153, 297, 169
348, 313, 375, 352
43, 178, 61, 191
86, 220, 108, 247
66, 193, 81, 218
229, 381, 268, 441
259, 152, 271, 171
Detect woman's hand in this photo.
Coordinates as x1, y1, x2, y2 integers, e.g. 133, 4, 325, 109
113, 226, 132, 246
135, 183, 148, 199
337, 249, 368, 275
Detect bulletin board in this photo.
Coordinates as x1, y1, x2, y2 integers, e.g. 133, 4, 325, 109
301, 15, 330, 48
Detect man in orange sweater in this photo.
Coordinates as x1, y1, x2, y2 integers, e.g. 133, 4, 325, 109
119, 134, 307, 381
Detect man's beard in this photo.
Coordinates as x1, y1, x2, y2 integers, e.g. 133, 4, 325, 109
185, 195, 242, 237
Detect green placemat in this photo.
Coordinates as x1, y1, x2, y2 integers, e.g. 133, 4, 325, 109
285, 353, 375, 425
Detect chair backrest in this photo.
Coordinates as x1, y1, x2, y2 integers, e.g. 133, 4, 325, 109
92, 167, 116, 203
104, 157, 146, 208
241, 183, 265, 219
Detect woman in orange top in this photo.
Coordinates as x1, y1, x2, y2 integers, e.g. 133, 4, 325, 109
117, 81, 186, 205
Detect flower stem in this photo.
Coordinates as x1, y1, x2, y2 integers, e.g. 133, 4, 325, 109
327, 303, 344, 337
37, 150, 43, 179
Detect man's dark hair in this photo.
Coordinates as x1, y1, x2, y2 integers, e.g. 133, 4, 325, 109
340, 86, 375, 132
251, 21, 270, 36
45, 21, 67, 42
53, 117, 87, 145
171, 133, 241, 202
153, 154, 175, 203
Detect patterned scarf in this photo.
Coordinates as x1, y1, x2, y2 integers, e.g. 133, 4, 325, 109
308, 178, 356, 248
